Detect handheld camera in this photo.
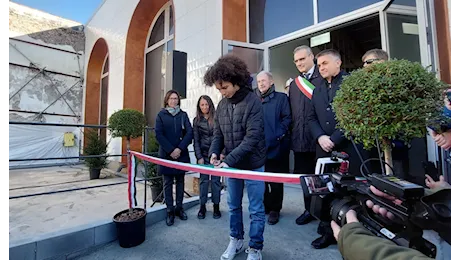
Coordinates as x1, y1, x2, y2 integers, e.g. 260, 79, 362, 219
300, 152, 451, 258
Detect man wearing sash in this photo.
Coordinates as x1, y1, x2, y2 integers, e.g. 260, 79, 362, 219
288, 45, 323, 226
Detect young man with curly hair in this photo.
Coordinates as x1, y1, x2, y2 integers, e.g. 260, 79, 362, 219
204, 54, 266, 260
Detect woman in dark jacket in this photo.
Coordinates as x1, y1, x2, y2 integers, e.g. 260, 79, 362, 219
155, 90, 193, 226
193, 95, 222, 219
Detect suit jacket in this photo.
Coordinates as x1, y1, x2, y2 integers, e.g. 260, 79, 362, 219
308, 70, 348, 146
289, 65, 323, 152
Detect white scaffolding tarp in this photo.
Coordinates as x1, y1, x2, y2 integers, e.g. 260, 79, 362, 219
9, 124, 81, 168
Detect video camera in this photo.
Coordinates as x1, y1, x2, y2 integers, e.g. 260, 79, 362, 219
300, 151, 451, 258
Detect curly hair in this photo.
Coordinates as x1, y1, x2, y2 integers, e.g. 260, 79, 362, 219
203, 54, 251, 88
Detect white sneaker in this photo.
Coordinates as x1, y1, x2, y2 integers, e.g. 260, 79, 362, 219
221, 236, 244, 260
245, 248, 262, 260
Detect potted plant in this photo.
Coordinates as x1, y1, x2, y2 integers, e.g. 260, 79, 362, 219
108, 108, 147, 248
145, 134, 164, 203
333, 59, 447, 175
83, 130, 108, 179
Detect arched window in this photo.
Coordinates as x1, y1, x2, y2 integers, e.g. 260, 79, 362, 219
144, 2, 174, 127
100, 53, 109, 143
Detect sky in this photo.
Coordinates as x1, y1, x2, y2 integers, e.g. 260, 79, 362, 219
12, 0, 104, 24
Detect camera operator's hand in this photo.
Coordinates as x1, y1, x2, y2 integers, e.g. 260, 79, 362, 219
331, 210, 359, 241
365, 186, 402, 220
318, 135, 334, 152
425, 174, 450, 190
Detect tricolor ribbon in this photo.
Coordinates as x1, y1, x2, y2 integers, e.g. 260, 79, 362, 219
294, 76, 315, 100
128, 153, 138, 208
127, 151, 302, 208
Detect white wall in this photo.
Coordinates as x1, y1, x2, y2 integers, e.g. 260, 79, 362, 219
174, 0, 223, 119
85, 0, 223, 159
447, 0, 457, 35
84, 0, 139, 159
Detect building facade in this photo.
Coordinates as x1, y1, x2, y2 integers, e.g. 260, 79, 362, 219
84, 0, 450, 178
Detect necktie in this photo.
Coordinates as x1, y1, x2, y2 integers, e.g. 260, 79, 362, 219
303, 73, 311, 79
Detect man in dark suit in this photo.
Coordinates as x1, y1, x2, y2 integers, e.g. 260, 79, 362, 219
288, 45, 324, 226
307, 49, 368, 249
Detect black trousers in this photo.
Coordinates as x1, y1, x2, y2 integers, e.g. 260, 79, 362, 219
163, 174, 185, 211
264, 156, 289, 213
293, 152, 316, 211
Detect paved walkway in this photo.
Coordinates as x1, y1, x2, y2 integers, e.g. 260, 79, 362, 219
75, 185, 342, 260
10, 165, 158, 244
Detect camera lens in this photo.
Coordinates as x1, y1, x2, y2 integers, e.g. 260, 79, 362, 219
330, 198, 359, 226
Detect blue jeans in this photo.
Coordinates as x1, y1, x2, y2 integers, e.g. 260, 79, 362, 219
227, 166, 265, 250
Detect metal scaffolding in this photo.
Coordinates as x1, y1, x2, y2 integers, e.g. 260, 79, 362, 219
9, 41, 83, 121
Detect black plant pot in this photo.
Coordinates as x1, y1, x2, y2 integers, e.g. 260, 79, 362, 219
113, 208, 146, 248
150, 185, 164, 203
89, 168, 101, 180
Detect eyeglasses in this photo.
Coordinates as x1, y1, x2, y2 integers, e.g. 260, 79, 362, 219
363, 58, 381, 65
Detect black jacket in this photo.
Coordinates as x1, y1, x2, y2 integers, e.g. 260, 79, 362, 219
155, 109, 193, 175
193, 116, 213, 163
210, 90, 266, 170
307, 70, 369, 175
289, 65, 323, 152
308, 70, 348, 145
259, 91, 291, 160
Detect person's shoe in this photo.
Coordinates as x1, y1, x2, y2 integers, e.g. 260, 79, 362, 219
295, 210, 314, 225
198, 205, 206, 219
175, 208, 188, 220
220, 236, 244, 260
166, 210, 175, 226
267, 211, 279, 225
245, 247, 262, 260
317, 222, 327, 235
311, 234, 337, 249
213, 204, 222, 219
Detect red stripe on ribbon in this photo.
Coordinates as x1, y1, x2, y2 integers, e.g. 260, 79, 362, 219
295, 77, 312, 100
127, 153, 132, 208
131, 151, 300, 184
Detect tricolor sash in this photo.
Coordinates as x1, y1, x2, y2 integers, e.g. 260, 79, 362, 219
294, 76, 315, 100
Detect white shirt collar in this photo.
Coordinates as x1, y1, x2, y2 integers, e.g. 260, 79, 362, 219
306, 65, 315, 77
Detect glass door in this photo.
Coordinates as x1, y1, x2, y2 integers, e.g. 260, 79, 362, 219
222, 40, 268, 90
380, 0, 444, 176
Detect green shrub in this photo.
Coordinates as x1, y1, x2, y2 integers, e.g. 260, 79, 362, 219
83, 130, 108, 169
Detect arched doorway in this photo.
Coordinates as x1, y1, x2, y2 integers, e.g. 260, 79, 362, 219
122, 0, 170, 155
99, 53, 109, 143
85, 38, 109, 144
144, 2, 174, 127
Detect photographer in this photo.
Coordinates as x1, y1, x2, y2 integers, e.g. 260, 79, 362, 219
331, 210, 432, 260
426, 88, 451, 188
429, 89, 451, 150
